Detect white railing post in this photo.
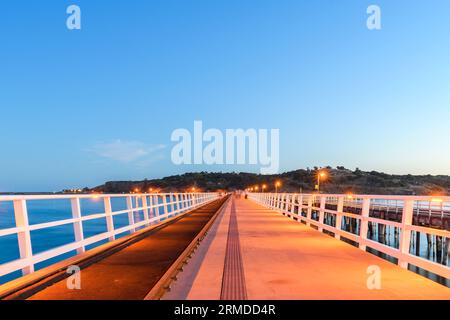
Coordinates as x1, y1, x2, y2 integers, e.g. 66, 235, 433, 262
13, 199, 34, 275
192, 193, 196, 207
163, 194, 169, 217
359, 198, 371, 251
306, 196, 313, 226
170, 193, 175, 215
125, 196, 136, 233
149, 195, 156, 219
289, 195, 295, 218
70, 198, 85, 254
104, 196, 116, 241
174, 193, 180, 215
298, 194, 303, 222
181, 194, 186, 210
289, 194, 295, 216
318, 196, 326, 232
399, 199, 414, 269
142, 196, 149, 224
335, 196, 344, 240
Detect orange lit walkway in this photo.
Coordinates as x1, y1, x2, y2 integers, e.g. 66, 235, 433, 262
165, 197, 450, 300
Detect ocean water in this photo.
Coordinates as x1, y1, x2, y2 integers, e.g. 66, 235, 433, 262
0, 195, 177, 285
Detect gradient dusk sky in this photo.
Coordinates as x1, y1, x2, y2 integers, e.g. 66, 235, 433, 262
1, 0, 449, 191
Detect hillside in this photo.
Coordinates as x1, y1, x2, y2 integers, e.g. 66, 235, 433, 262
90, 167, 450, 195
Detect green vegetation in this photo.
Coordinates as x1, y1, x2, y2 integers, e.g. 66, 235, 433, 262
91, 167, 450, 195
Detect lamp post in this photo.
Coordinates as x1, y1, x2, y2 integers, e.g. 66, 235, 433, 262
275, 181, 281, 193
317, 171, 327, 193
262, 184, 267, 193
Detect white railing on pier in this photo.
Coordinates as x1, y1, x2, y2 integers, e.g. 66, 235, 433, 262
0, 192, 219, 280
248, 193, 450, 280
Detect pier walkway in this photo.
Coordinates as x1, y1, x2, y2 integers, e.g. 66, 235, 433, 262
165, 197, 450, 300
0, 192, 449, 300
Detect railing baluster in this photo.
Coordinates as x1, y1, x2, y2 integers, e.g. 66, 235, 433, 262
298, 194, 303, 222
148, 195, 155, 219
13, 199, 34, 275
170, 193, 175, 214
141, 196, 149, 224
104, 196, 116, 241
319, 196, 326, 232
399, 199, 414, 269
359, 198, 371, 251
126, 196, 136, 233
71, 197, 85, 254
306, 196, 313, 226
174, 193, 180, 215
335, 196, 344, 240
163, 194, 169, 217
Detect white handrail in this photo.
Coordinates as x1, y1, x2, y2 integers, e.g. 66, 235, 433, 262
0, 192, 220, 280
248, 192, 450, 280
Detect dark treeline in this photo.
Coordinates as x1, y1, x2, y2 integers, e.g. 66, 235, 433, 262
90, 167, 450, 195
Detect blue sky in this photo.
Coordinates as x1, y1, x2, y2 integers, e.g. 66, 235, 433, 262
1, 0, 449, 191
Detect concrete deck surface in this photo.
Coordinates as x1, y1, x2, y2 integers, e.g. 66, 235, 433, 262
166, 197, 450, 300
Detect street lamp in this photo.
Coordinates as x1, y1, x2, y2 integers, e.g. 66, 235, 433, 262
317, 171, 327, 193
262, 184, 267, 192
275, 181, 281, 193
254, 186, 259, 192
